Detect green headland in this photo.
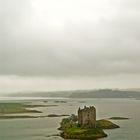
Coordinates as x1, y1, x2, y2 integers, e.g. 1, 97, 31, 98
0, 103, 42, 114
0, 102, 42, 119
0, 102, 70, 119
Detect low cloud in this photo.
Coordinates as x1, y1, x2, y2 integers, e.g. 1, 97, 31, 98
0, 0, 140, 93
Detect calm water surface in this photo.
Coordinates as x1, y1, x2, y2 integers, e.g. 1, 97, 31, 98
0, 98, 140, 140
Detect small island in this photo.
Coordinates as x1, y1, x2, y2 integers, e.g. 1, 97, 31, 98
47, 114, 69, 117
59, 106, 120, 140
109, 117, 129, 120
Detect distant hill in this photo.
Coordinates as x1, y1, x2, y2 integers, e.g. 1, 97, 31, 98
10, 91, 72, 98
9, 89, 140, 99
69, 89, 140, 98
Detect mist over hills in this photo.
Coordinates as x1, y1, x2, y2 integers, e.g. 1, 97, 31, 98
8, 89, 140, 99
69, 89, 140, 98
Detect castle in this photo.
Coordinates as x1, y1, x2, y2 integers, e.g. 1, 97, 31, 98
78, 106, 96, 128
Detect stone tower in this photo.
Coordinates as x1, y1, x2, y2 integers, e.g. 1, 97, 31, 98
78, 106, 96, 128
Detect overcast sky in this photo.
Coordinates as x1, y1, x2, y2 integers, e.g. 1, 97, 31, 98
0, 0, 140, 94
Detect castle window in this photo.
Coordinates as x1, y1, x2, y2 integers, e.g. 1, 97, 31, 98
87, 113, 89, 118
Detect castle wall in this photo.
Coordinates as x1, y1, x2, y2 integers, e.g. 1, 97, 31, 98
78, 106, 96, 128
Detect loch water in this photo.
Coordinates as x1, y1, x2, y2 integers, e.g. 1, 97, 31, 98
0, 98, 140, 140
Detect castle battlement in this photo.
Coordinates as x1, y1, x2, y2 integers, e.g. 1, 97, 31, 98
79, 106, 96, 112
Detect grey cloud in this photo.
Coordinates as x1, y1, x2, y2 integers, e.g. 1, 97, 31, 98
0, 0, 140, 77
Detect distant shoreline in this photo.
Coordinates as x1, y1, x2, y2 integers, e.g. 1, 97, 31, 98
2, 89, 140, 100
0, 97, 69, 101
0, 97, 138, 101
